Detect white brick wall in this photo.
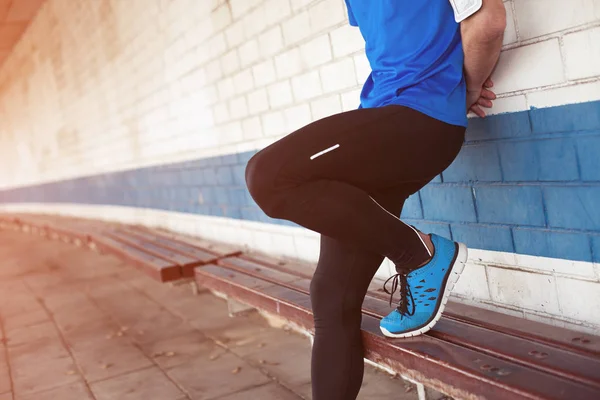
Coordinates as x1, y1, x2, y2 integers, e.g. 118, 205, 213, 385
0, 0, 599, 332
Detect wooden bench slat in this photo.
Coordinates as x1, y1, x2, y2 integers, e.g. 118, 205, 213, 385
196, 264, 600, 400
130, 226, 242, 257
106, 230, 203, 272
118, 227, 219, 277
217, 256, 600, 390
444, 302, 600, 358
93, 236, 180, 282
235, 253, 600, 359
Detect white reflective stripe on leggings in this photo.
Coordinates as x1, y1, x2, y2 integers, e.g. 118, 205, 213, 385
310, 144, 340, 160
369, 196, 433, 258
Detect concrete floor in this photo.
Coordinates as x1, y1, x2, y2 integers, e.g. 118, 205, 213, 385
0, 231, 436, 400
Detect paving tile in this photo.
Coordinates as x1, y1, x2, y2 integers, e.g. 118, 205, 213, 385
3, 309, 50, 331
216, 382, 301, 400
358, 368, 417, 399
167, 351, 270, 399
40, 291, 91, 313
72, 342, 153, 383
10, 348, 80, 395
242, 336, 312, 388
16, 381, 93, 400
124, 311, 196, 345
5, 322, 60, 347
0, 365, 11, 394
8, 338, 70, 366
140, 331, 214, 369
90, 367, 184, 400
60, 319, 125, 352
216, 314, 308, 358
0, 393, 12, 400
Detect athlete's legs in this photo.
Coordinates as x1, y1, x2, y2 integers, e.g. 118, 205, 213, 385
310, 184, 424, 400
246, 106, 465, 272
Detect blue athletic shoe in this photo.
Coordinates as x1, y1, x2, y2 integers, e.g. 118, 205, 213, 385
380, 234, 467, 338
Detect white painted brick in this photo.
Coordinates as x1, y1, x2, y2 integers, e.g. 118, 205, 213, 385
514, 0, 600, 40
229, 96, 249, 119
213, 103, 230, 124
293, 234, 320, 263
247, 88, 270, 114
205, 59, 224, 82
264, 0, 292, 25
225, 20, 246, 48
469, 249, 517, 267
207, 33, 227, 60
487, 267, 561, 315
292, 70, 323, 101
563, 27, 600, 80
485, 95, 527, 116
556, 277, 600, 326
243, 6, 267, 39
229, 0, 262, 20
217, 77, 236, 100
270, 233, 299, 259
239, 39, 260, 68
353, 52, 371, 84
220, 49, 240, 75
492, 39, 565, 94
275, 48, 304, 79
259, 26, 284, 58
261, 110, 287, 137
310, 94, 342, 120
320, 58, 358, 93
308, 0, 346, 34
267, 80, 294, 108
340, 88, 361, 111
503, 1, 518, 45
219, 121, 244, 144
526, 81, 600, 109
453, 263, 492, 301
282, 10, 311, 46
233, 69, 255, 95
252, 60, 277, 87
300, 35, 333, 69
290, 0, 314, 11
211, 3, 233, 32
284, 103, 312, 132
515, 253, 597, 279
242, 116, 264, 140
330, 24, 365, 58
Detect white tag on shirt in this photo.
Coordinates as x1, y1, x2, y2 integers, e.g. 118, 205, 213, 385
449, 0, 483, 22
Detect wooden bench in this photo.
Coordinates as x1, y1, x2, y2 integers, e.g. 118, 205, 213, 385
3, 213, 599, 399
0, 213, 240, 282
195, 254, 600, 400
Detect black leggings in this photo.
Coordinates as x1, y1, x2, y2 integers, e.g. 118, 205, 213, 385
245, 105, 465, 399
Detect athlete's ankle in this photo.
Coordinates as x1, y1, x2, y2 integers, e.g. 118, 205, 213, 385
415, 232, 434, 268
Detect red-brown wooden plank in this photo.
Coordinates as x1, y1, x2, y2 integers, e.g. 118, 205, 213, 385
195, 264, 600, 400
132, 226, 243, 257
237, 252, 600, 359
106, 229, 203, 275
118, 227, 220, 277
94, 235, 180, 282
217, 256, 600, 389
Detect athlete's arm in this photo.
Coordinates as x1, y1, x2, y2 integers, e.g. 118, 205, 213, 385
461, 0, 506, 117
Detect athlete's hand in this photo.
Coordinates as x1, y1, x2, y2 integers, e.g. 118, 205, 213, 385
467, 78, 496, 118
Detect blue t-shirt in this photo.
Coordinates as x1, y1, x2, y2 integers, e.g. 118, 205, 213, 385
345, 0, 467, 127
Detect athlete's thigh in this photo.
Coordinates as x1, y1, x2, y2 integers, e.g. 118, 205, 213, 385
259, 105, 464, 194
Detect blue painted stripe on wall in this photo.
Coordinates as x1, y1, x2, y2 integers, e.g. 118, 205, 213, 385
2, 100, 600, 262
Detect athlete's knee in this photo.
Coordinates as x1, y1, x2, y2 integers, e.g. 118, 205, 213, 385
245, 151, 282, 218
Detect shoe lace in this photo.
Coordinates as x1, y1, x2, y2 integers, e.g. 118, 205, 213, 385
383, 272, 415, 317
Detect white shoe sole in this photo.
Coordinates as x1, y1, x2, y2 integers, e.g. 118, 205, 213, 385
380, 242, 468, 339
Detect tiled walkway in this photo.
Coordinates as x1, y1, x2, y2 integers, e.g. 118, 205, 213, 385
0, 231, 431, 399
